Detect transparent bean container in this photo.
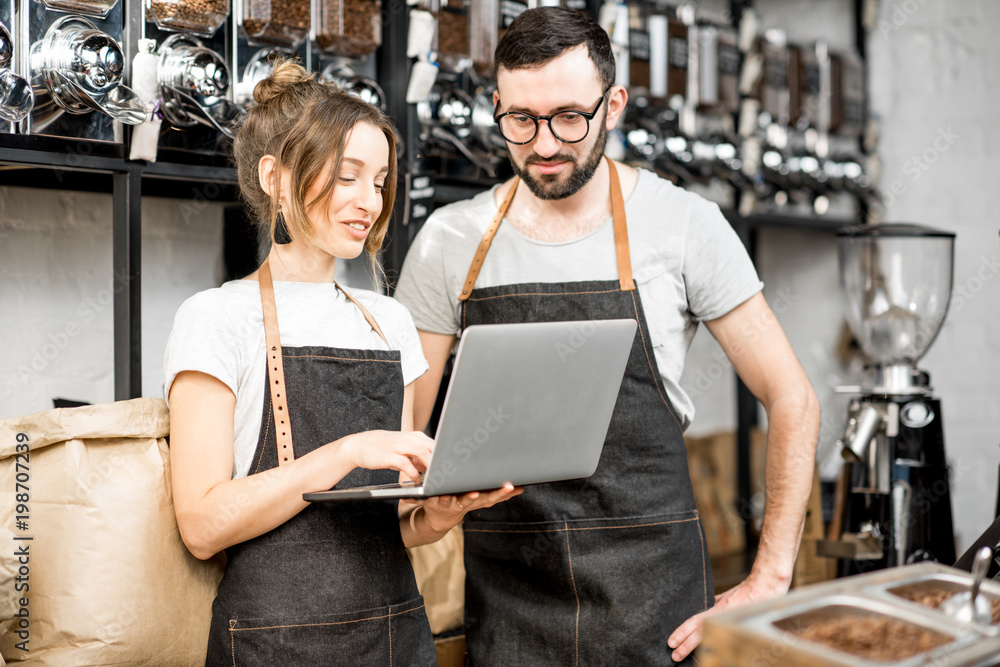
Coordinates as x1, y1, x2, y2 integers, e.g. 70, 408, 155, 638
316, 0, 381, 57
39, 0, 120, 19
469, 0, 498, 77
146, 0, 229, 37
241, 0, 310, 48
435, 0, 470, 71
628, 4, 651, 92
838, 224, 955, 367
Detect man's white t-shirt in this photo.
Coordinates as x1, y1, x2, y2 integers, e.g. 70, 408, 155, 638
394, 168, 762, 430
163, 280, 428, 479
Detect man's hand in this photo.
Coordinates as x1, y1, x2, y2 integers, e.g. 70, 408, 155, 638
667, 571, 790, 661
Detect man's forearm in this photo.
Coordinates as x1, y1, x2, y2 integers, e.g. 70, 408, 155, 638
414, 331, 458, 432
752, 390, 820, 587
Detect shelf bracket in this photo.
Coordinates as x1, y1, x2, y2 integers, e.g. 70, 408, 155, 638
113, 168, 142, 400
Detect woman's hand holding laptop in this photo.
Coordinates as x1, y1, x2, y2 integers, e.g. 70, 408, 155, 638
400, 483, 523, 548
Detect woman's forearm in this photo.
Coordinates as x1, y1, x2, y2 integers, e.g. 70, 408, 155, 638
175, 442, 355, 559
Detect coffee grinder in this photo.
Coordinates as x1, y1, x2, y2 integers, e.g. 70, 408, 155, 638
820, 223, 957, 576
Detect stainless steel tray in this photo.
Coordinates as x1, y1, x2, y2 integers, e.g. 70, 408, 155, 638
867, 571, 1000, 636
700, 563, 1000, 667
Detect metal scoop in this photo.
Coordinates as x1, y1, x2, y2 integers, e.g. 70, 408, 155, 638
941, 546, 993, 625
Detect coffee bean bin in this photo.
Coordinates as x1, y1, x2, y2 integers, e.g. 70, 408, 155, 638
700, 563, 1000, 667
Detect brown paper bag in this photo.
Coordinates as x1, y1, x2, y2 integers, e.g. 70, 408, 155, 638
684, 432, 747, 558
408, 524, 465, 636
0, 398, 224, 666
408, 524, 467, 667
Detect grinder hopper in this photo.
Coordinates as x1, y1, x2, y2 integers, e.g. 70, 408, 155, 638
838, 223, 955, 392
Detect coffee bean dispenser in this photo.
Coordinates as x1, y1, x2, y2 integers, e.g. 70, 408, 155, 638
665, 8, 689, 114
226, 0, 306, 144
760, 31, 791, 129
434, 0, 471, 73
237, 0, 308, 47
469, 0, 498, 76
313, 0, 382, 119
831, 51, 864, 139
799, 40, 830, 148
319, 59, 385, 109
25, 10, 147, 141
137, 0, 232, 156
233, 45, 292, 107
146, 0, 229, 37
156, 33, 240, 137
695, 20, 739, 118
315, 0, 381, 59
0, 18, 33, 130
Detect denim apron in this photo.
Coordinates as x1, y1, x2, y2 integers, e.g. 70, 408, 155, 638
458, 159, 712, 666
205, 260, 437, 666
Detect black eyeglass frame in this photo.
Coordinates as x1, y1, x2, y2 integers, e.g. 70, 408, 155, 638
492, 87, 613, 145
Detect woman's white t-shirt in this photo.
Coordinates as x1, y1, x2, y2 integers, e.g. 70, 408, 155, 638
163, 280, 428, 479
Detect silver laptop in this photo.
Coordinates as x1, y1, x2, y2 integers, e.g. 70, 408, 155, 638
304, 318, 637, 502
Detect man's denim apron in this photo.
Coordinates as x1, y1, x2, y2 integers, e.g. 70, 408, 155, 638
457, 160, 712, 665
205, 260, 437, 666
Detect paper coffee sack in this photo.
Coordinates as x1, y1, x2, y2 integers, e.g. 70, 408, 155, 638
0, 398, 223, 666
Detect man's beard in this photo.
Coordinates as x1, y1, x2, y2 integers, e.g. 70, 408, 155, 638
510, 122, 607, 201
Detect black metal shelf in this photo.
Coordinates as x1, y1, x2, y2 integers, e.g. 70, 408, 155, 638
0, 133, 126, 160
0, 158, 239, 198
724, 210, 858, 232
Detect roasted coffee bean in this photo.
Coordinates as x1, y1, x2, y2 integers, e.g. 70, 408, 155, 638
316, 0, 381, 57
785, 613, 952, 662
893, 585, 1000, 624
148, 0, 228, 34
437, 7, 468, 57
243, 0, 309, 47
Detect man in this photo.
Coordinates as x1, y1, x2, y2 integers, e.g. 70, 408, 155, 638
395, 7, 819, 665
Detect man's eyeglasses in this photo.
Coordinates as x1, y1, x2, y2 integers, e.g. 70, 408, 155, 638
493, 87, 612, 145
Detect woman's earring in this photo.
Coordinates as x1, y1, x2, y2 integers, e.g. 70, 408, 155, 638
274, 208, 292, 245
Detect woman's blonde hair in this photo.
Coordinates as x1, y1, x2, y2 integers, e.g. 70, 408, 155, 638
233, 59, 398, 276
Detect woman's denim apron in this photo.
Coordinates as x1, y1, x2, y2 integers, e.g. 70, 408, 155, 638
457, 160, 712, 665
205, 260, 437, 666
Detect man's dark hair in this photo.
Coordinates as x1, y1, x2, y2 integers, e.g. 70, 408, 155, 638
494, 7, 616, 91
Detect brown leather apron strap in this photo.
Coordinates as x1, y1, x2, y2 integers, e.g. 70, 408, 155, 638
258, 259, 294, 466
456, 157, 636, 301
607, 158, 636, 292
258, 260, 394, 466
458, 179, 519, 302
335, 283, 391, 348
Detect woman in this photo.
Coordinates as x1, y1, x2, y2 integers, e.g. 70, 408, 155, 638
164, 61, 518, 666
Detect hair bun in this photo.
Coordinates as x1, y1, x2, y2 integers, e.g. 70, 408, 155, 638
253, 59, 312, 105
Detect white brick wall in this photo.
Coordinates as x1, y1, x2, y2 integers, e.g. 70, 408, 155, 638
0, 186, 226, 418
